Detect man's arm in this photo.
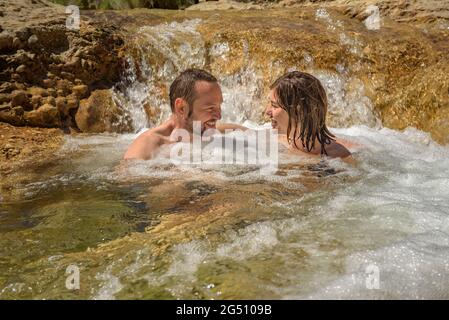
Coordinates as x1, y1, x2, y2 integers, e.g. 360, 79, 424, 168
123, 133, 161, 160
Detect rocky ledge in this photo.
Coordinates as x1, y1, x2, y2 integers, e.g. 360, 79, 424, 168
0, 0, 125, 133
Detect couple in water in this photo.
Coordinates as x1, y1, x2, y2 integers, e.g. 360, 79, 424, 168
124, 68, 352, 160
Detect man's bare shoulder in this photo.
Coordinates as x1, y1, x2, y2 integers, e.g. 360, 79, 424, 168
123, 129, 166, 160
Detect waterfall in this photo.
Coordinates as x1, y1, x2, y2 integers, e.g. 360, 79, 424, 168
113, 18, 380, 132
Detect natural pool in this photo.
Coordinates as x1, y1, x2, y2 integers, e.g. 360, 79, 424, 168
1, 124, 449, 299
1, 8, 449, 299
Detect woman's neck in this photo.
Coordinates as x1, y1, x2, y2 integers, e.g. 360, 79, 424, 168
280, 134, 324, 155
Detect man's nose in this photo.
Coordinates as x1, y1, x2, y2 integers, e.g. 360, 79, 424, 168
213, 108, 222, 120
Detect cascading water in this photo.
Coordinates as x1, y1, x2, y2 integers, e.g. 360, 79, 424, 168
113, 16, 380, 131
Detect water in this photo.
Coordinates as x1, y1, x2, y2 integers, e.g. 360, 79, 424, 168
1, 125, 448, 299
1, 16, 448, 299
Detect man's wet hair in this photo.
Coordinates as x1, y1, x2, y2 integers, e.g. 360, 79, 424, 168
169, 68, 218, 114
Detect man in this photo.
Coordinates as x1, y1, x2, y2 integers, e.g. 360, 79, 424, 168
123, 68, 244, 160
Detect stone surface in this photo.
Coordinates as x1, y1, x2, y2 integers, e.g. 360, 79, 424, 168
75, 89, 132, 133
24, 103, 61, 127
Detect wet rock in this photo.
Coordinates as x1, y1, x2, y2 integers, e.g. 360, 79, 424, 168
24, 104, 61, 127
75, 89, 131, 133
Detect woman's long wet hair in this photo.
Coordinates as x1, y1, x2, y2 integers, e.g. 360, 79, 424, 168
270, 71, 335, 155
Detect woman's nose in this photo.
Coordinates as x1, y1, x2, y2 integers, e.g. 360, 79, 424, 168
265, 105, 272, 117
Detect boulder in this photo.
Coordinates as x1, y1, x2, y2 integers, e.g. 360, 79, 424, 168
0, 108, 25, 126
75, 89, 132, 133
24, 104, 61, 127
0, 31, 13, 52
10, 90, 31, 110
72, 85, 89, 99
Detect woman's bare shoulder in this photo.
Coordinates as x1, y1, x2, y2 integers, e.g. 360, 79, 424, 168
327, 140, 352, 158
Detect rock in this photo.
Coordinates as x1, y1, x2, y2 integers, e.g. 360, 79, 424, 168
0, 31, 13, 52
28, 87, 48, 97
0, 109, 25, 126
64, 57, 81, 70
72, 85, 89, 99
47, 88, 57, 98
60, 72, 75, 81
16, 64, 27, 74
11, 73, 22, 82
75, 89, 132, 133
30, 95, 42, 110
56, 79, 71, 95
12, 106, 24, 117
10, 90, 30, 109
44, 96, 56, 107
55, 97, 67, 115
42, 79, 54, 89
0, 82, 16, 94
65, 95, 79, 112
15, 50, 30, 64
15, 27, 31, 42
27, 34, 39, 46
0, 93, 10, 104
12, 37, 25, 50
24, 104, 61, 127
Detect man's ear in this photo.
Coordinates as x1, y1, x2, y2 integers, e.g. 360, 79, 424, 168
174, 98, 189, 119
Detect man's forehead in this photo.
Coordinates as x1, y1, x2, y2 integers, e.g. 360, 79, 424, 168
194, 80, 221, 92
194, 81, 223, 103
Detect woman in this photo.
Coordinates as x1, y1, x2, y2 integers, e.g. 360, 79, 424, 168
265, 71, 353, 158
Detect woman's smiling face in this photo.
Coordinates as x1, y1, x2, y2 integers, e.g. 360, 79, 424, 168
265, 89, 289, 134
